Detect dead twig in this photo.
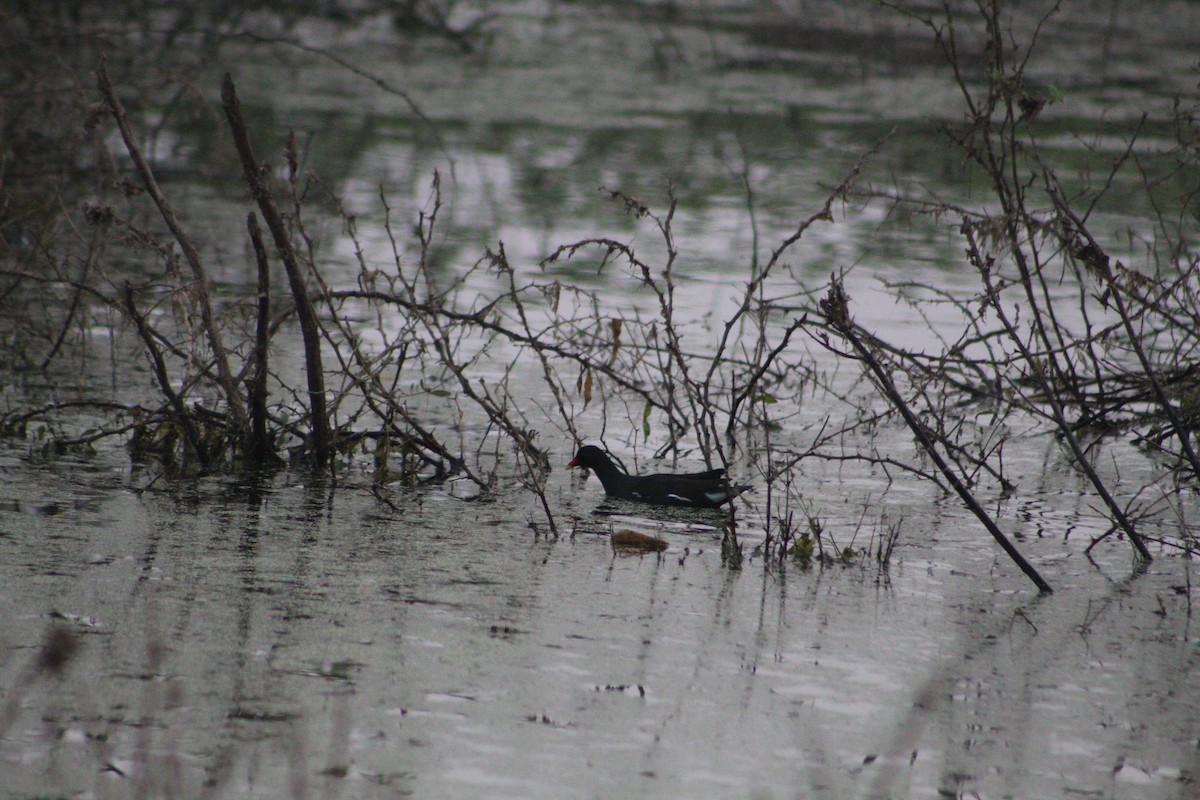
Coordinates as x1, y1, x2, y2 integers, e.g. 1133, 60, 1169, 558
96, 60, 249, 442
221, 72, 332, 467
816, 274, 1052, 593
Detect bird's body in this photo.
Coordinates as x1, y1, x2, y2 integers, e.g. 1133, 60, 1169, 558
567, 445, 748, 508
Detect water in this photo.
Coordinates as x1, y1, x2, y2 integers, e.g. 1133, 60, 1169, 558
2, 2, 1200, 798
2, 457, 1195, 798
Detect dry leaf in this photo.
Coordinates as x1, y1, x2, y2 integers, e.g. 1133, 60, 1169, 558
611, 529, 667, 552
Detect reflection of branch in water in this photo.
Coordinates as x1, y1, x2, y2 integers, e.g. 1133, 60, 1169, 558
228, 30, 456, 178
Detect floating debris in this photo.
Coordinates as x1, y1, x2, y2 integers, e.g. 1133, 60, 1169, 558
611, 529, 668, 552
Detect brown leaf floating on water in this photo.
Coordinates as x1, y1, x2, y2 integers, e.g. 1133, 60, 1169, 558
611, 530, 667, 552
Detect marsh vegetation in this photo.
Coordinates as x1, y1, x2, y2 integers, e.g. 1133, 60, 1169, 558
2, 1, 1198, 797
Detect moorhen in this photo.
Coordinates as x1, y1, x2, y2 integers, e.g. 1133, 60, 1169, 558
567, 445, 748, 508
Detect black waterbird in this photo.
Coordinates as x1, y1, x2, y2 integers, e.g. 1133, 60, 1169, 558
567, 445, 749, 508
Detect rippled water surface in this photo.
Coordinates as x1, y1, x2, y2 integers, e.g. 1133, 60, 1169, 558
2, 2, 1199, 798
3, 452, 1197, 799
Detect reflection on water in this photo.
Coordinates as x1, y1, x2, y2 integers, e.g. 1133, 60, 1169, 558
2, 1, 1200, 799
1, 457, 1197, 799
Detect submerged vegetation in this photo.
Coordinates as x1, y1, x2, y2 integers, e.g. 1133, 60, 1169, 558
1, 0, 1198, 594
